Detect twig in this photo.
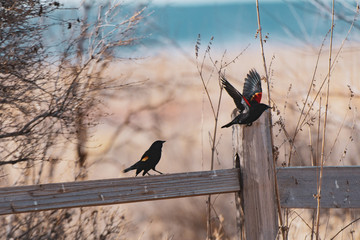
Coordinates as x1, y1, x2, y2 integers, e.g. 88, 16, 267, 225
308, 124, 314, 166
287, 30, 330, 166
295, 9, 358, 136
311, 95, 322, 240
196, 37, 224, 240
316, 96, 322, 167
315, 0, 335, 239
206, 81, 223, 240
255, 1, 285, 239
290, 210, 315, 233
330, 217, 360, 240
197, 36, 217, 118
289, 6, 358, 166
222, 44, 250, 68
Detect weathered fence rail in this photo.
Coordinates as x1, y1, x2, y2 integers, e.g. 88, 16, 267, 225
0, 168, 240, 215
278, 166, 360, 208
1, 166, 360, 216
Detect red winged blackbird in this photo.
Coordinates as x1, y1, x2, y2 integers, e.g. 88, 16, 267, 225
221, 69, 270, 128
123, 140, 166, 176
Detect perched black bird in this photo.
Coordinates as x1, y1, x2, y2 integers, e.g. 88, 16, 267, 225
221, 69, 271, 128
123, 140, 166, 176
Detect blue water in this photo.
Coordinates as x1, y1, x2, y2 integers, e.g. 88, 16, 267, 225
48, 1, 360, 56
145, 1, 359, 47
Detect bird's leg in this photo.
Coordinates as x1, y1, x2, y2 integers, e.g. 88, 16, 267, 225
146, 172, 152, 176
153, 169, 163, 174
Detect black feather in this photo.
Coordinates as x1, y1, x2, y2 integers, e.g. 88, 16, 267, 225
243, 69, 262, 103
221, 75, 248, 111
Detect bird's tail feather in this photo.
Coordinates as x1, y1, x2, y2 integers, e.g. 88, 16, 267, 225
123, 165, 136, 173
221, 117, 239, 128
221, 121, 233, 128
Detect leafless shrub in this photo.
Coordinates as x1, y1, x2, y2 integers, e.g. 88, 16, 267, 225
1, 207, 128, 240
0, 0, 145, 238
0, 0, 144, 176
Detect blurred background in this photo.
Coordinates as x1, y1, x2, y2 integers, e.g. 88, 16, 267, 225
1, 0, 359, 239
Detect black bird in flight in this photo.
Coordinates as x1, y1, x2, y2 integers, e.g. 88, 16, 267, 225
123, 140, 166, 176
221, 69, 270, 128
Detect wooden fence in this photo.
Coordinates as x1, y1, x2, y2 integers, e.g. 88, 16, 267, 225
2, 166, 359, 214
1, 112, 359, 239
0, 169, 240, 215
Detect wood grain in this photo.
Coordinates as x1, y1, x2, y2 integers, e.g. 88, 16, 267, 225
277, 166, 360, 208
231, 109, 245, 240
240, 111, 279, 240
0, 169, 240, 215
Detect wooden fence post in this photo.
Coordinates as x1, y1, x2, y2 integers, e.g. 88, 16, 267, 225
232, 110, 278, 239
232, 110, 245, 240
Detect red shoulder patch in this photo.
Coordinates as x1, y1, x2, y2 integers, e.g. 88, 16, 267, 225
251, 92, 262, 103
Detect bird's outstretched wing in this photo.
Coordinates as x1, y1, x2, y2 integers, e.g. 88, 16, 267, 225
221, 75, 250, 111
243, 69, 262, 103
